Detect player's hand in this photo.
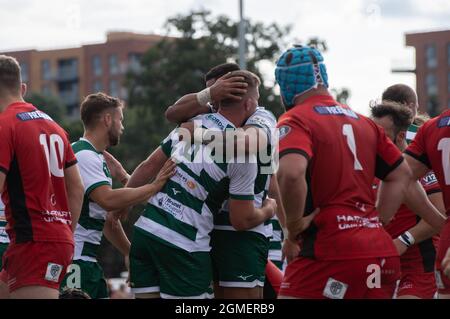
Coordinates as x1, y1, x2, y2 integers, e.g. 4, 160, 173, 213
262, 197, 277, 219
393, 238, 408, 256
103, 151, 129, 185
442, 248, 450, 279
282, 238, 301, 264
153, 159, 177, 191
286, 208, 320, 242
210, 73, 248, 103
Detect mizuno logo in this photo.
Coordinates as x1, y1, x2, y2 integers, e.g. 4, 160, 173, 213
172, 188, 181, 195
237, 274, 253, 281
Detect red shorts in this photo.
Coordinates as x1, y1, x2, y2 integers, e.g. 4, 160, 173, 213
279, 256, 400, 299
1, 241, 74, 292
396, 272, 436, 299
435, 226, 450, 295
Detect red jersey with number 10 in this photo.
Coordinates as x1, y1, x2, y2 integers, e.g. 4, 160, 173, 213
0, 102, 77, 245
277, 95, 402, 261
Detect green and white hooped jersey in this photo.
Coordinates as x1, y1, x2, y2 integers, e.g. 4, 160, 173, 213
72, 138, 112, 262
0, 198, 10, 244
406, 124, 419, 144
134, 112, 258, 253
268, 214, 283, 262
214, 107, 277, 237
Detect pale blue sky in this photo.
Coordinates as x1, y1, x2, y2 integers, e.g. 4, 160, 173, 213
1, 0, 449, 114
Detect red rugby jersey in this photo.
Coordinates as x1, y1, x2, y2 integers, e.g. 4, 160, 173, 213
277, 94, 402, 260
0, 102, 77, 244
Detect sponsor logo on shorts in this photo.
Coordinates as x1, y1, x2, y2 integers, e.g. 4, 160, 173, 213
45, 263, 63, 283
323, 278, 348, 299
237, 274, 253, 281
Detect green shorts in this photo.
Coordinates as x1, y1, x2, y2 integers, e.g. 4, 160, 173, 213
129, 227, 214, 299
211, 229, 269, 288
60, 259, 108, 299
0, 243, 8, 270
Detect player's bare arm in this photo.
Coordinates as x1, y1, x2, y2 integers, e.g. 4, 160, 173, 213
376, 160, 411, 225
63, 164, 84, 232
228, 197, 276, 231
90, 159, 176, 211
165, 73, 248, 124
277, 153, 315, 242
103, 215, 131, 257
402, 154, 447, 231
103, 151, 130, 186
394, 190, 445, 254
126, 147, 169, 188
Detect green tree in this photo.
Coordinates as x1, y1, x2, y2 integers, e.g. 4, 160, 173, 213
25, 92, 65, 123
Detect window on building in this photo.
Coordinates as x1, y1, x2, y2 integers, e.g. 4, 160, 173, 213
447, 43, 450, 66
93, 80, 103, 93
426, 73, 438, 96
448, 72, 450, 93
92, 55, 102, 77
41, 59, 51, 80
58, 58, 78, 81
427, 95, 439, 117
41, 84, 51, 96
20, 62, 29, 83
426, 44, 437, 68
128, 53, 142, 73
109, 54, 119, 75
109, 79, 118, 97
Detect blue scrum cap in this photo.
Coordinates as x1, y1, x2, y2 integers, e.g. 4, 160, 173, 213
275, 45, 329, 109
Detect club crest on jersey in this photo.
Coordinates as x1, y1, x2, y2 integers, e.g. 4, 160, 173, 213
278, 126, 291, 140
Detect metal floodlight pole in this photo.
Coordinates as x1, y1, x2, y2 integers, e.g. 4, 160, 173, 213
238, 0, 247, 69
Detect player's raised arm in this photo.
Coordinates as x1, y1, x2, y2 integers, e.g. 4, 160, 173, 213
165, 66, 247, 124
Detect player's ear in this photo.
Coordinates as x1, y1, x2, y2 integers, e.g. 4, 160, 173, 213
21, 83, 27, 97
103, 112, 112, 128
397, 130, 406, 144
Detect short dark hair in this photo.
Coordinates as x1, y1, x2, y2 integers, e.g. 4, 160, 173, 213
205, 63, 240, 82
0, 55, 21, 95
382, 84, 417, 106
220, 70, 261, 106
59, 288, 91, 299
370, 101, 414, 134
80, 92, 123, 129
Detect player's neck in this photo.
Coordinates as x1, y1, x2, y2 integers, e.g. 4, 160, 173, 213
218, 108, 245, 127
83, 131, 108, 153
292, 87, 332, 105
0, 95, 25, 112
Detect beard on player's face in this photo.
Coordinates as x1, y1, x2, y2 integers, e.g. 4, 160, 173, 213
107, 125, 120, 146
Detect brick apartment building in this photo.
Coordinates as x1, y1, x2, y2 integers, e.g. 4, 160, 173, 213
405, 29, 450, 116
1, 32, 165, 115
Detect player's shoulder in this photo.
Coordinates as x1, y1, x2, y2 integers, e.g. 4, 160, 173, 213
193, 112, 235, 130
251, 106, 276, 121
72, 139, 103, 162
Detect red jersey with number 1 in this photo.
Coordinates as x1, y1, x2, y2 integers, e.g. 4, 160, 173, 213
0, 102, 77, 245
277, 95, 402, 261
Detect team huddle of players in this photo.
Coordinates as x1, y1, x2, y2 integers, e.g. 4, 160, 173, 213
0, 44, 449, 299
